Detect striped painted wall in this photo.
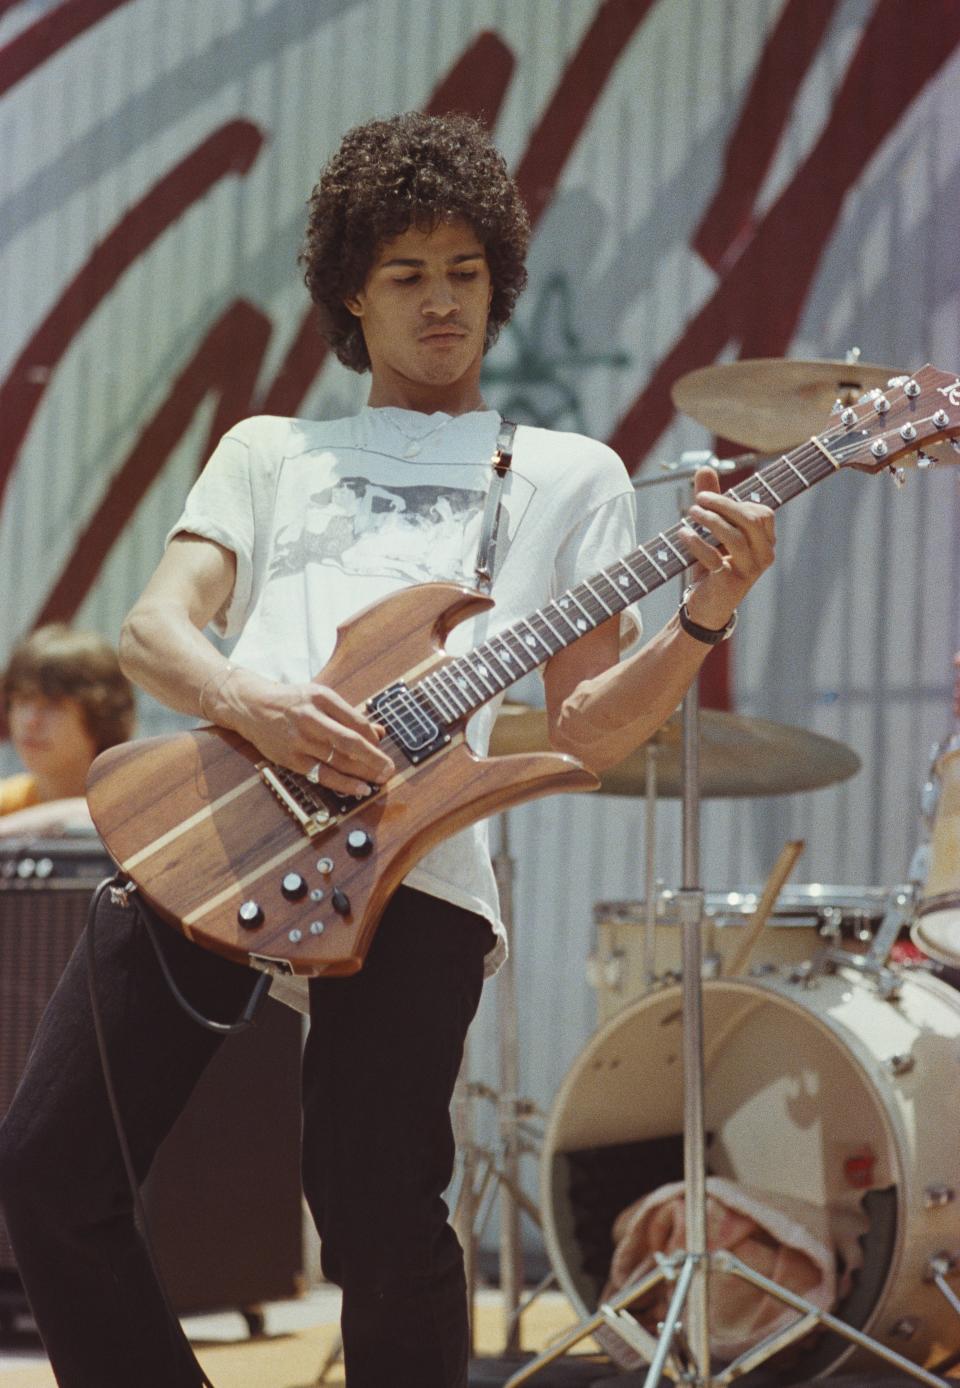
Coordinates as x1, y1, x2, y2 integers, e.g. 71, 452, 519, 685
4, 0, 960, 1256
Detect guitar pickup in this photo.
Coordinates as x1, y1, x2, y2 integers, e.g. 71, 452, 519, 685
367, 682, 450, 765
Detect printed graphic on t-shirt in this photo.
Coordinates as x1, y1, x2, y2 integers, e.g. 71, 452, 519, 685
269, 477, 486, 584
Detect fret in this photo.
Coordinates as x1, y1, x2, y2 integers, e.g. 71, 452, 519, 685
749, 474, 782, 505
552, 599, 582, 637
637, 542, 667, 580
436, 666, 471, 716
657, 532, 687, 568
424, 675, 461, 723
537, 606, 569, 647
465, 652, 499, 694
480, 639, 514, 683
501, 625, 540, 673
782, 456, 810, 488
451, 661, 488, 702
621, 555, 649, 593
562, 590, 597, 631
592, 569, 623, 609
416, 681, 450, 724
517, 619, 554, 659
583, 578, 614, 617
527, 615, 562, 656
609, 561, 640, 601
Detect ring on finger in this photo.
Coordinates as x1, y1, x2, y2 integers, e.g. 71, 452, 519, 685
306, 762, 322, 784
325, 744, 336, 764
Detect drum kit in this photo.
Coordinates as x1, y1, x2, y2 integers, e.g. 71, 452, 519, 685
457, 358, 960, 1388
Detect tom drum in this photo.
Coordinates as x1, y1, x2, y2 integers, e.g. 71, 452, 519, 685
591, 886, 891, 1024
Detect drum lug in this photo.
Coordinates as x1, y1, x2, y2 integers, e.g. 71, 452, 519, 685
749, 961, 778, 977
876, 972, 903, 1002
924, 1183, 956, 1209
924, 1249, 960, 1280
886, 1052, 915, 1077
888, 1315, 921, 1341
787, 960, 818, 988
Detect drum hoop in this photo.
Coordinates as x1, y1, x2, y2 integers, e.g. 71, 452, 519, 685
540, 972, 913, 1368
932, 729, 960, 767
917, 890, 960, 917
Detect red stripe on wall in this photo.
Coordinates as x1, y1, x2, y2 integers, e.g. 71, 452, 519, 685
609, 0, 960, 471
692, 0, 841, 274
37, 300, 272, 626
515, 0, 655, 230
0, 120, 265, 510
0, 0, 136, 99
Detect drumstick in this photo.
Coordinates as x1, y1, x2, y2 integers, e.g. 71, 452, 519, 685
726, 839, 805, 977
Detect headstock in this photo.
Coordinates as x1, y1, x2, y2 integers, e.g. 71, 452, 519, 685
827, 364, 960, 474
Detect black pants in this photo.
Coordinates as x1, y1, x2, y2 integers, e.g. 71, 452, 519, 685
0, 882, 492, 1388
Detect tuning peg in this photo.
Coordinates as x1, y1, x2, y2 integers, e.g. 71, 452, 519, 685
916, 451, 936, 470
888, 465, 907, 488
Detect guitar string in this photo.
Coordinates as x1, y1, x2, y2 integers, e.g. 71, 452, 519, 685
281, 388, 942, 807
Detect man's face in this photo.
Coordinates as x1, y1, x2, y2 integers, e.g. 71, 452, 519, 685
344, 218, 493, 403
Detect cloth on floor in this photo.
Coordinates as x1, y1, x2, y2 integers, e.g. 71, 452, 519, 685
595, 1176, 867, 1366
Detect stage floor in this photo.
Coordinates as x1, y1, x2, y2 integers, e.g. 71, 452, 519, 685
1, 1285, 957, 1387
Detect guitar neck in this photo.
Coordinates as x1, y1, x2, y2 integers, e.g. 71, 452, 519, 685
414, 433, 841, 725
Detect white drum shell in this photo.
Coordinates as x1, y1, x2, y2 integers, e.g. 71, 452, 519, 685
591, 886, 890, 1026
541, 965, 960, 1373
914, 741, 960, 967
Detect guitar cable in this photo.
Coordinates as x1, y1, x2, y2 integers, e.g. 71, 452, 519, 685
84, 873, 272, 1388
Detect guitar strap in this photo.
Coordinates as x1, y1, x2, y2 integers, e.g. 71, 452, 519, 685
473, 417, 517, 594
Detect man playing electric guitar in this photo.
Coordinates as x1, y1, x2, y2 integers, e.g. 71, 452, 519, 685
0, 113, 774, 1388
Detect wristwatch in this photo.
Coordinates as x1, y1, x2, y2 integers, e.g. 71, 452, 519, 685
677, 599, 738, 645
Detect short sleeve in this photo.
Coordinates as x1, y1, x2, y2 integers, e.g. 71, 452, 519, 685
553, 485, 643, 652
166, 430, 256, 637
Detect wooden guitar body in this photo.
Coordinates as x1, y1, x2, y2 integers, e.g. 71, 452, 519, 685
87, 582, 597, 977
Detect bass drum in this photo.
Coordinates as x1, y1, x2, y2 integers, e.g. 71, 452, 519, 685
542, 965, 960, 1377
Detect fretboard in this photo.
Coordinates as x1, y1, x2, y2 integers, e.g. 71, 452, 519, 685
413, 432, 841, 726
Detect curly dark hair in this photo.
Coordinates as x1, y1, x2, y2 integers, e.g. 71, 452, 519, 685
300, 112, 529, 372
3, 624, 135, 754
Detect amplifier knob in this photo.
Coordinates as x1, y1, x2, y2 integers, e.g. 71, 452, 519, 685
281, 872, 308, 900
331, 889, 351, 916
237, 900, 265, 930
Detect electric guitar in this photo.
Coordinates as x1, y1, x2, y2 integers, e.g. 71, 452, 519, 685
86, 364, 960, 978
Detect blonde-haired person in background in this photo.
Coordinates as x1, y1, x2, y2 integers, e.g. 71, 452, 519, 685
0, 624, 135, 837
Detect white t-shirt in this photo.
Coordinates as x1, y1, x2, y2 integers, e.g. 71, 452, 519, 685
169, 407, 640, 1007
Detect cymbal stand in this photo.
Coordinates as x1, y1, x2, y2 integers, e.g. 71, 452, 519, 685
643, 741, 659, 987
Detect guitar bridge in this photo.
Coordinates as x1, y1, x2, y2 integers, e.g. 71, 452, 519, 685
259, 764, 334, 836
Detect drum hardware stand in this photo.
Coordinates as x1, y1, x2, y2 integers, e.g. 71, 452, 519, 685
643, 740, 659, 987
451, 811, 548, 1356
814, 885, 916, 996
506, 479, 953, 1388
926, 1250, 960, 1327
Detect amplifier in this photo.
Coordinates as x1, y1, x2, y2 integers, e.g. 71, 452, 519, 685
0, 837, 303, 1322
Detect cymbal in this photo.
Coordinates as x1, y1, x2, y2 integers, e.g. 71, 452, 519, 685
671, 358, 900, 453
489, 705, 861, 798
